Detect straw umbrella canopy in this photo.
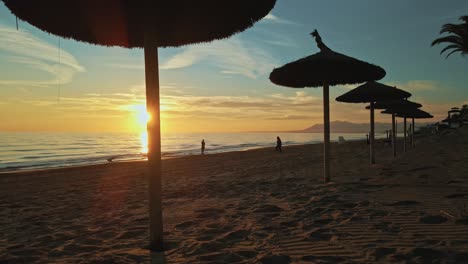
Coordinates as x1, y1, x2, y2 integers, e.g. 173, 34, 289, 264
3, 0, 276, 251
369, 99, 422, 110
269, 30, 386, 182
382, 108, 432, 149
371, 99, 421, 156
392, 108, 433, 119
336, 82, 410, 164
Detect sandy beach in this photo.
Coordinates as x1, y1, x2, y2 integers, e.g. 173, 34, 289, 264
1, 127, 468, 263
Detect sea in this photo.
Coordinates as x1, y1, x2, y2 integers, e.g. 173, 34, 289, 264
0, 132, 383, 172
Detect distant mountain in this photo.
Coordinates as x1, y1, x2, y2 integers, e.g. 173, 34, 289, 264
291, 120, 430, 133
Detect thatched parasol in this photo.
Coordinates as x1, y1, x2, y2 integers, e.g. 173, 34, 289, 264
382, 107, 431, 149
3, 1, 276, 48
368, 99, 421, 110
393, 108, 433, 119
368, 99, 421, 156
3, 0, 276, 251
269, 30, 385, 182
336, 82, 410, 164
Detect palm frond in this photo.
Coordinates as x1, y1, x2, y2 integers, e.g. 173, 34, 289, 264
431, 35, 463, 46
432, 15, 468, 58
460, 16, 468, 24
440, 44, 462, 55
445, 48, 463, 59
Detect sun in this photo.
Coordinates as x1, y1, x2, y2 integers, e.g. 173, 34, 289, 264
137, 108, 151, 126
130, 105, 151, 129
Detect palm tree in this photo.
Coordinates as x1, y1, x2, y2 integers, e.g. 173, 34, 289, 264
432, 16, 468, 58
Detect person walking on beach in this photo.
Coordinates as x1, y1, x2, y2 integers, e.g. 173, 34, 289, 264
275, 136, 282, 153
201, 139, 206, 155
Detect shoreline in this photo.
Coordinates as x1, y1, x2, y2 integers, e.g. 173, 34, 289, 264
0, 137, 372, 175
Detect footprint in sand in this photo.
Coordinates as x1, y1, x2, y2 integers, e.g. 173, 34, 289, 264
250, 231, 270, 240
254, 204, 284, 214
419, 174, 429, 179
259, 255, 291, 264
409, 248, 446, 262
455, 252, 468, 262
456, 218, 468, 225
313, 218, 334, 225
445, 193, 468, 199
293, 210, 305, 219
369, 247, 396, 261
307, 228, 333, 241
418, 239, 446, 247
307, 207, 328, 215
302, 255, 348, 263
319, 195, 342, 203
280, 220, 298, 228
234, 250, 257, 259
373, 222, 400, 233
391, 248, 444, 263
419, 215, 448, 224
407, 165, 438, 172
195, 208, 226, 218
187, 241, 225, 256
359, 200, 371, 207
385, 200, 419, 206
336, 202, 358, 209
219, 229, 250, 242
175, 220, 199, 229
198, 252, 243, 263
447, 180, 463, 184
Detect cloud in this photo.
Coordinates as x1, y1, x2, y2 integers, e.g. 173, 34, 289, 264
385, 80, 438, 92
267, 115, 313, 120
158, 89, 322, 121
335, 84, 362, 90
160, 36, 278, 79
262, 14, 298, 25
108, 63, 143, 70
0, 25, 84, 87
253, 27, 298, 47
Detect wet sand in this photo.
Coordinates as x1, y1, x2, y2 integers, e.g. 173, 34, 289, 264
1, 127, 468, 263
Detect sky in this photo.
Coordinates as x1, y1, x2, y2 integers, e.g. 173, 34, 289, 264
1, 0, 467, 133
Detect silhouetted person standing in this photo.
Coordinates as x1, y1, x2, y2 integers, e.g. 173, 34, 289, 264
275, 136, 282, 153
201, 139, 205, 155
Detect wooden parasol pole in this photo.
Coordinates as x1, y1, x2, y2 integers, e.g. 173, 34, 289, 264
412, 118, 415, 148
370, 102, 375, 164
144, 0, 163, 251
323, 82, 331, 183
403, 117, 407, 152
392, 113, 396, 157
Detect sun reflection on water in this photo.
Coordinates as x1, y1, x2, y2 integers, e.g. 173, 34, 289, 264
140, 131, 148, 155
135, 106, 151, 155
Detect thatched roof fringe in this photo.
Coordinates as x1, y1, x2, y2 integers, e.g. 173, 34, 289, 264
270, 51, 386, 88
365, 99, 422, 110
3, 0, 276, 48
336, 81, 410, 103
381, 108, 433, 119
